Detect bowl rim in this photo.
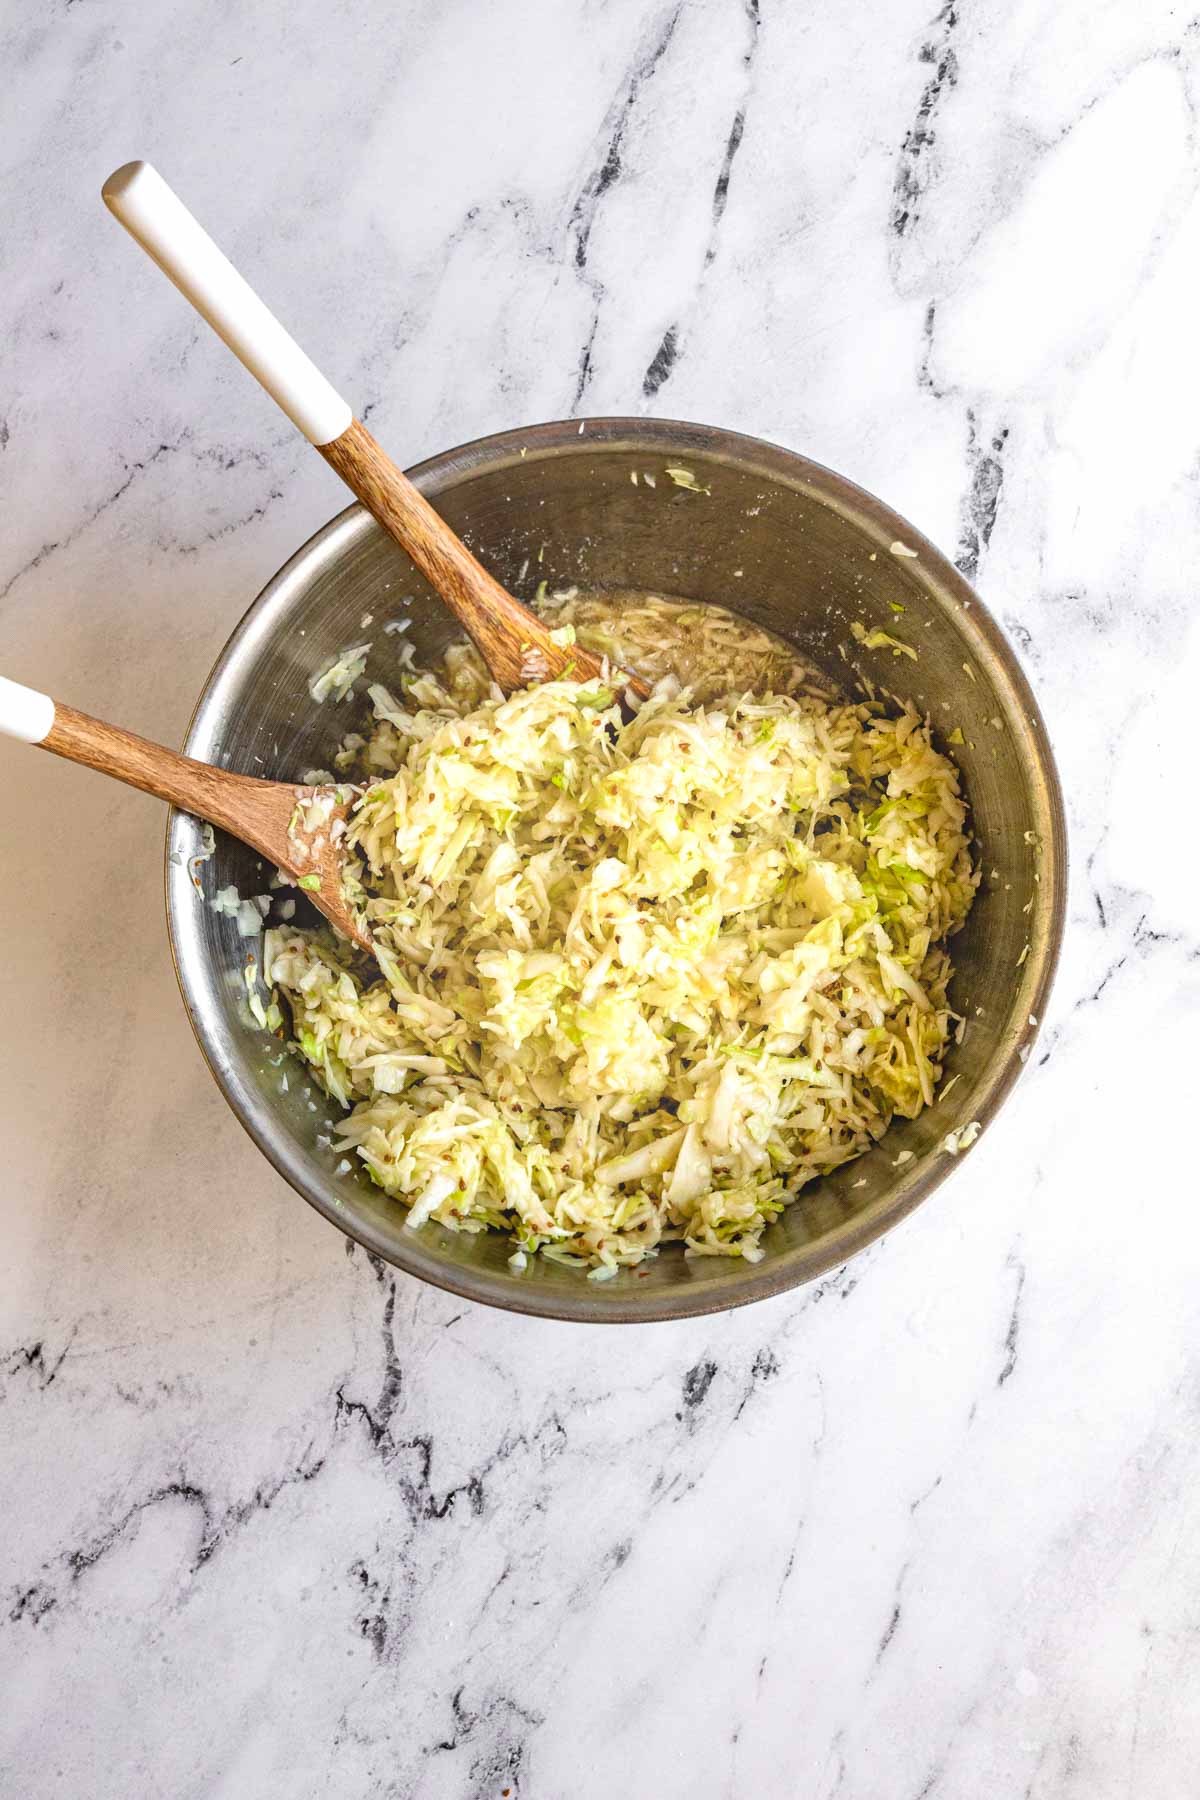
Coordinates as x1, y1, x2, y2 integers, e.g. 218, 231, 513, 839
166, 415, 1068, 1323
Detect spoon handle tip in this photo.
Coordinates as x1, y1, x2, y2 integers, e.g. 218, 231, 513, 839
0, 675, 55, 744
102, 159, 352, 447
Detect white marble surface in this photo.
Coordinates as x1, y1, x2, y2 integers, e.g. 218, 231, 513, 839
2, 1, 1199, 1793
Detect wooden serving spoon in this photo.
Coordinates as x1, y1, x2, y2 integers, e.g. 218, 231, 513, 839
101, 161, 648, 700
0, 676, 373, 953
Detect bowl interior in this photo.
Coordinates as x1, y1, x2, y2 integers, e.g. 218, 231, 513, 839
167, 419, 1065, 1321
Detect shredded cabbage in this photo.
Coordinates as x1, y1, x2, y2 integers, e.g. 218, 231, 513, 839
265, 598, 978, 1272
188, 821, 217, 890
664, 465, 711, 495
309, 643, 372, 704
851, 621, 918, 661
942, 1120, 981, 1155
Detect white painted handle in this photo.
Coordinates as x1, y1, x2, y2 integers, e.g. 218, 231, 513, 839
102, 161, 353, 447
0, 676, 55, 744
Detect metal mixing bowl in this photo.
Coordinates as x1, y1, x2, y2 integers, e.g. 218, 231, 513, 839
167, 418, 1066, 1322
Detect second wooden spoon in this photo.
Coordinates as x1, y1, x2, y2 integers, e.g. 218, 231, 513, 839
0, 674, 373, 953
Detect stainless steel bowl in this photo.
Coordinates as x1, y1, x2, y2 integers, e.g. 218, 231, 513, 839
167, 418, 1066, 1322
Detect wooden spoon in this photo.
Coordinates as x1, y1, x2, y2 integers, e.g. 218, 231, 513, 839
101, 161, 648, 700
0, 676, 373, 953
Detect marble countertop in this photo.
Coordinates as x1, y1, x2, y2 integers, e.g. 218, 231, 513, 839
3, 1, 1198, 1794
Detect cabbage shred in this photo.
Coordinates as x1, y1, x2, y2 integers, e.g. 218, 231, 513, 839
265, 600, 978, 1273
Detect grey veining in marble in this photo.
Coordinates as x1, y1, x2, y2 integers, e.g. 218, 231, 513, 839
3, 1, 1200, 1795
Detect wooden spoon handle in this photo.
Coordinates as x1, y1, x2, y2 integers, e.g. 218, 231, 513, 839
102, 162, 644, 698
0, 676, 295, 866
319, 419, 607, 692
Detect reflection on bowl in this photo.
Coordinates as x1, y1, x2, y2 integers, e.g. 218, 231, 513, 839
167, 419, 1066, 1322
